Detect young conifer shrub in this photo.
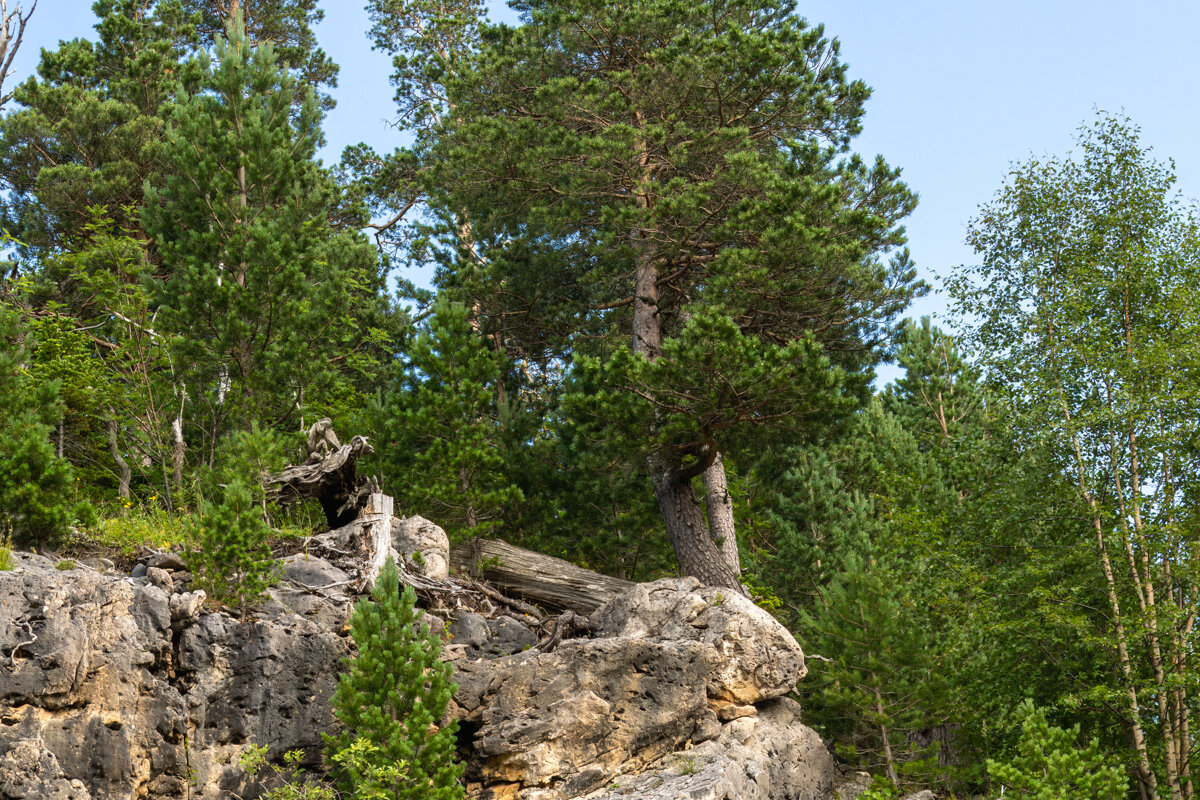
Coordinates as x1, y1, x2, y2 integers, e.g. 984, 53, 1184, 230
326, 557, 464, 800
190, 478, 276, 614
987, 700, 1126, 799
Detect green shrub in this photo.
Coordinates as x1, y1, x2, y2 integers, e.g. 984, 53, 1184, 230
189, 478, 276, 614
240, 745, 335, 800
0, 305, 85, 547
326, 557, 464, 799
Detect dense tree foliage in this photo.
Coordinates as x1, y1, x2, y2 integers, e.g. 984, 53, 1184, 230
4, 2, 1200, 795
418, 0, 922, 589
952, 114, 1200, 800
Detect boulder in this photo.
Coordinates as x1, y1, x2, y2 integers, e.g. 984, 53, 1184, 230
834, 769, 874, 799
455, 637, 715, 796
590, 577, 806, 707
448, 612, 538, 659
391, 515, 450, 579
453, 578, 827, 799
280, 554, 352, 596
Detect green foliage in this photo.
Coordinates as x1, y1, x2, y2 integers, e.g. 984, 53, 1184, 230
183, 0, 339, 109
0, 535, 12, 571
328, 739, 413, 800
210, 423, 293, 499
0, 0, 195, 254
375, 299, 521, 539
950, 112, 1200, 795
240, 745, 335, 800
189, 478, 276, 614
326, 557, 463, 800
0, 305, 83, 546
986, 701, 1126, 800
857, 776, 900, 800
143, 13, 386, 438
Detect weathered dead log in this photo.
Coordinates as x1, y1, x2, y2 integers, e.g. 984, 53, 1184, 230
265, 428, 374, 528
450, 539, 634, 614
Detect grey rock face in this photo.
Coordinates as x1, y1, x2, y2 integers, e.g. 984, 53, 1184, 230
0, 739, 92, 800
1, 551, 832, 800
0, 552, 349, 800
579, 699, 835, 800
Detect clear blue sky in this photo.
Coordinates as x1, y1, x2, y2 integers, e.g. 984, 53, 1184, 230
13, 1, 1200, 343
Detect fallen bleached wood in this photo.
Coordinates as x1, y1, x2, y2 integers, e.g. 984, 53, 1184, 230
450, 539, 634, 614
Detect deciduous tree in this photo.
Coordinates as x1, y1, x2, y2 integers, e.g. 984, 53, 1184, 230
951, 113, 1200, 799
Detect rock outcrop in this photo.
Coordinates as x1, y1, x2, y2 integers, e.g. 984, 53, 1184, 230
1, 526, 836, 800
0, 552, 350, 800
452, 577, 832, 799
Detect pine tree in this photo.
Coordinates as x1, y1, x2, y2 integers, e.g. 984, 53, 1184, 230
182, 0, 339, 109
425, 0, 922, 587
189, 476, 275, 613
375, 299, 521, 539
0, 0, 195, 254
987, 701, 1126, 800
327, 557, 464, 800
143, 13, 385, 439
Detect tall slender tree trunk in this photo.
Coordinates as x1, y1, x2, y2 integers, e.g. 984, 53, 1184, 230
107, 416, 132, 501
1056, 386, 1157, 795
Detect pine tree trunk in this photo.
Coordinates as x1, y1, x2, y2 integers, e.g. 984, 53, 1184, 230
870, 672, 899, 789
628, 131, 742, 589
702, 451, 739, 574
651, 457, 743, 590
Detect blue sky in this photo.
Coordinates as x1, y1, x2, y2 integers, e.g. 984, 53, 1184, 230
13, 1, 1200, 343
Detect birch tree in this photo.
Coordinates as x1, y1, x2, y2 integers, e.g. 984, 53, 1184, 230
951, 113, 1200, 799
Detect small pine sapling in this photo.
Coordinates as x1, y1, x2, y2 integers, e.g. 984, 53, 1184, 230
326, 557, 464, 799
190, 478, 277, 614
987, 700, 1126, 799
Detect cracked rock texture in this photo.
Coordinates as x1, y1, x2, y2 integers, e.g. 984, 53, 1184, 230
2, 547, 835, 800
454, 577, 833, 799
0, 552, 350, 800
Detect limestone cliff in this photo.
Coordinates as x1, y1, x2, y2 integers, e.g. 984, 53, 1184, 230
0, 523, 838, 800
